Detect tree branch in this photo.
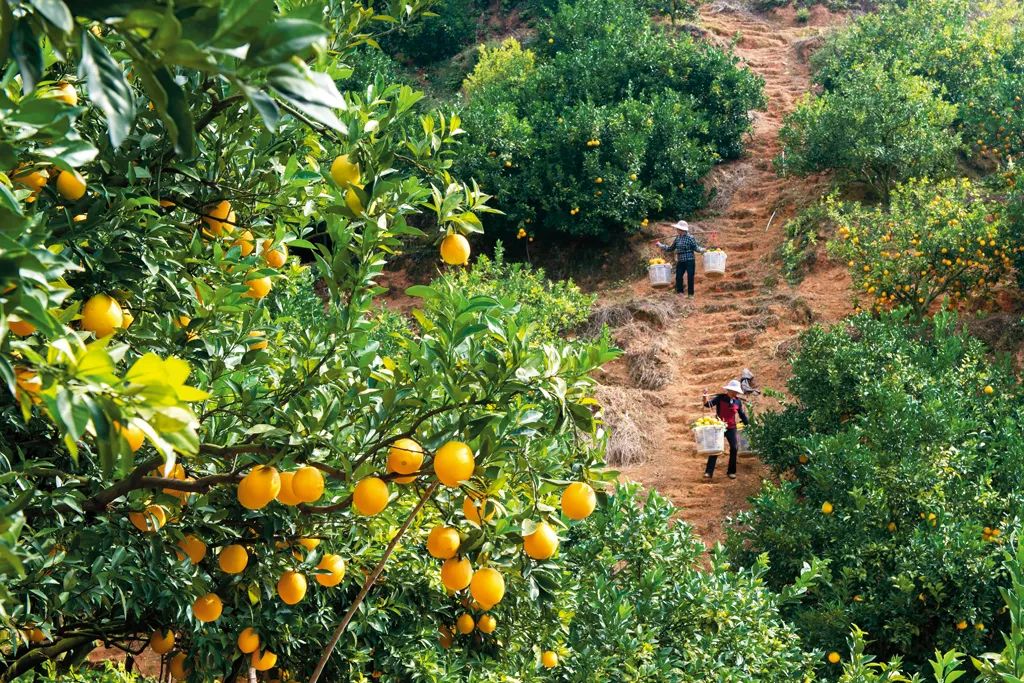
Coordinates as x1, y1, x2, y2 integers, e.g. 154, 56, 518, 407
308, 481, 439, 683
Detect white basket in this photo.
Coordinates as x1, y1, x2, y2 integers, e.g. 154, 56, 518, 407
648, 263, 673, 288
693, 425, 725, 455
703, 250, 727, 277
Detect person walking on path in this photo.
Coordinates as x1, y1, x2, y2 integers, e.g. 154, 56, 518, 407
702, 380, 749, 480
656, 220, 705, 297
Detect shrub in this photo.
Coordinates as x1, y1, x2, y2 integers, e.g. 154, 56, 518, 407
427, 242, 595, 343
777, 63, 959, 201
811, 0, 1024, 168
778, 202, 833, 284
560, 484, 818, 680
382, 0, 482, 65
826, 178, 1011, 317
456, 0, 764, 241
728, 312, 1024, 675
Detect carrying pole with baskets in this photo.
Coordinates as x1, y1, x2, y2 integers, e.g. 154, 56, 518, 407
701, 228, 727, 277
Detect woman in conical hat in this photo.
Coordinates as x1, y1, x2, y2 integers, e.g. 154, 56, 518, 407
701, 379, 749, 480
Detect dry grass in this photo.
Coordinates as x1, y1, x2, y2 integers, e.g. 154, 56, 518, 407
578, 296, 688, 339
595, 385, 656, 466
626, 343, 671, 390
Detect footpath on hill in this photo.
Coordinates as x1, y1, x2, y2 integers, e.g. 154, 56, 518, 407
597, 4, 851, 546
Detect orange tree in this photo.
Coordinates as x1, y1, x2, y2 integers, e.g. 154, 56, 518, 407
728, 312, 1024, 676
0, 1, 621, 681
826, 178, 1011, 318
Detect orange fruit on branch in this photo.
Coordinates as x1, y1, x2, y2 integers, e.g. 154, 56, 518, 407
252, 650, 277, 671
523, 521, 559, 560
237, 627, 260, 654
149, 629, 174, 655
169, 652, 188, 680
292, 466, 325, 503
426, 526, 460, 559
477, 614, 496, 634
470, 567, 505, 609
440, 234, 471, 266
237, 466, 280, 510
463, 495, 495, 525
387, 438, 423, 482
353, 476, 389, 515
218, 544, 248, 574
315, 554, 346, 587
202, 200, 232, 236
433, 441, 475, 487
81, 294, 124, 337
440, 557, 473, 592
192, 593, 222, 622
276, 471, 301, 506
541, 651, 559, 668
262, 240, 287, 268
56, 170, 86, 200
8, 317, 35, 336
176, 535, 206, 564
129, 504, 166, 533
561, 482, 596, 520
456, 613, 475, 634
277, 570, 307, 605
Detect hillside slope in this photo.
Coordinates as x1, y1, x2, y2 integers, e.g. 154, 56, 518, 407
604, 4, 852, 545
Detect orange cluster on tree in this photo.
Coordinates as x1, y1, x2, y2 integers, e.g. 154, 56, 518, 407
827, 178, 1011, 317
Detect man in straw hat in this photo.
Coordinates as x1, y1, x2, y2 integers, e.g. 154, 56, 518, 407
701, 380, 750, 480
656, 220, 705, 297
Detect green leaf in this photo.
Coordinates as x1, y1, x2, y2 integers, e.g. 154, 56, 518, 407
79, 32, 136, 147
246, 19, 327, 67
268, 63, 347, 133
27, 0, 74, 33
242, 84, 280, 132
11, 18, 43, 94
153, 65, 195, 157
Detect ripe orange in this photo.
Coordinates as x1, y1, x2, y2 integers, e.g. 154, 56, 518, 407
315, 553, 346, 587
114, 421, 145, 453
243, 275, 272, 299
121, 311, 134, 328
822, 501, 834, 515
470, 567, 505, 609
387, 438, 423, 482
237, 627, 260, 654
456, 613, 475, 634
237, 466, 281, 510
541, 650, 558, 668
8, 317, 35, 336
169, 652, 188, 680
129, 504, 167, 533
330, 154, 361, 188
276, 471, 301, 506
252, 650, 277, 671
247, 330, 268, 351
150, 629, 174, 655
277, 570, 307, 604
434, 441, 475, 487
192, 593, 223, 622
827, 651, 841, 664
353, 477, 389, 515
477, 614, 496, 634
56, 170, 86, 200
13, 169, 47, 192
218, 544, 248, 574
54, 82, 78, 106
440, 234, 471, 265
440, 557, 473, 592
292, 466, 325, 503
523, 521, 559, 560
262, 240, 287, 268
298, 537, 320, 552
561, 482, 596, 520
426, 526, 460, 559
344, 187, 364, 214
202, 200, 232, 236
14, 367, 41, 396
176, 535, 206, 564
232, 230, 255, 257
81, 294, 124, 337
463, 495, 495, 525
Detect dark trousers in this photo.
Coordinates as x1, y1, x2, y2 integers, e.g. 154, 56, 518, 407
705, 428, 738, 477
675, 260, 696, 295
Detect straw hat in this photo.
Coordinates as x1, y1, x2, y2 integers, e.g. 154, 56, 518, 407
672, 220, 690, 232
723, 380, 744, 394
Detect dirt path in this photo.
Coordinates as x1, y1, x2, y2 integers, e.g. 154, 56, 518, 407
607, 5, 851, 546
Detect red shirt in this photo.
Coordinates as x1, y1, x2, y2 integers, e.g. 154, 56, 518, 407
706, 395, 748, 429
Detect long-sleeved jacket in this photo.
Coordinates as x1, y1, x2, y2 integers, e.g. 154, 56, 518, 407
660, 234, 704, 263
703, 394, 749, 430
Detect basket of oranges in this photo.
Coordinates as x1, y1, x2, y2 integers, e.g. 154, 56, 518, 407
692, 416, 726, 455
648, 257, 672, 288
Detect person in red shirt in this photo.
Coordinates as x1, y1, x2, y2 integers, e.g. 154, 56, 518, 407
702, 380, 749, 480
